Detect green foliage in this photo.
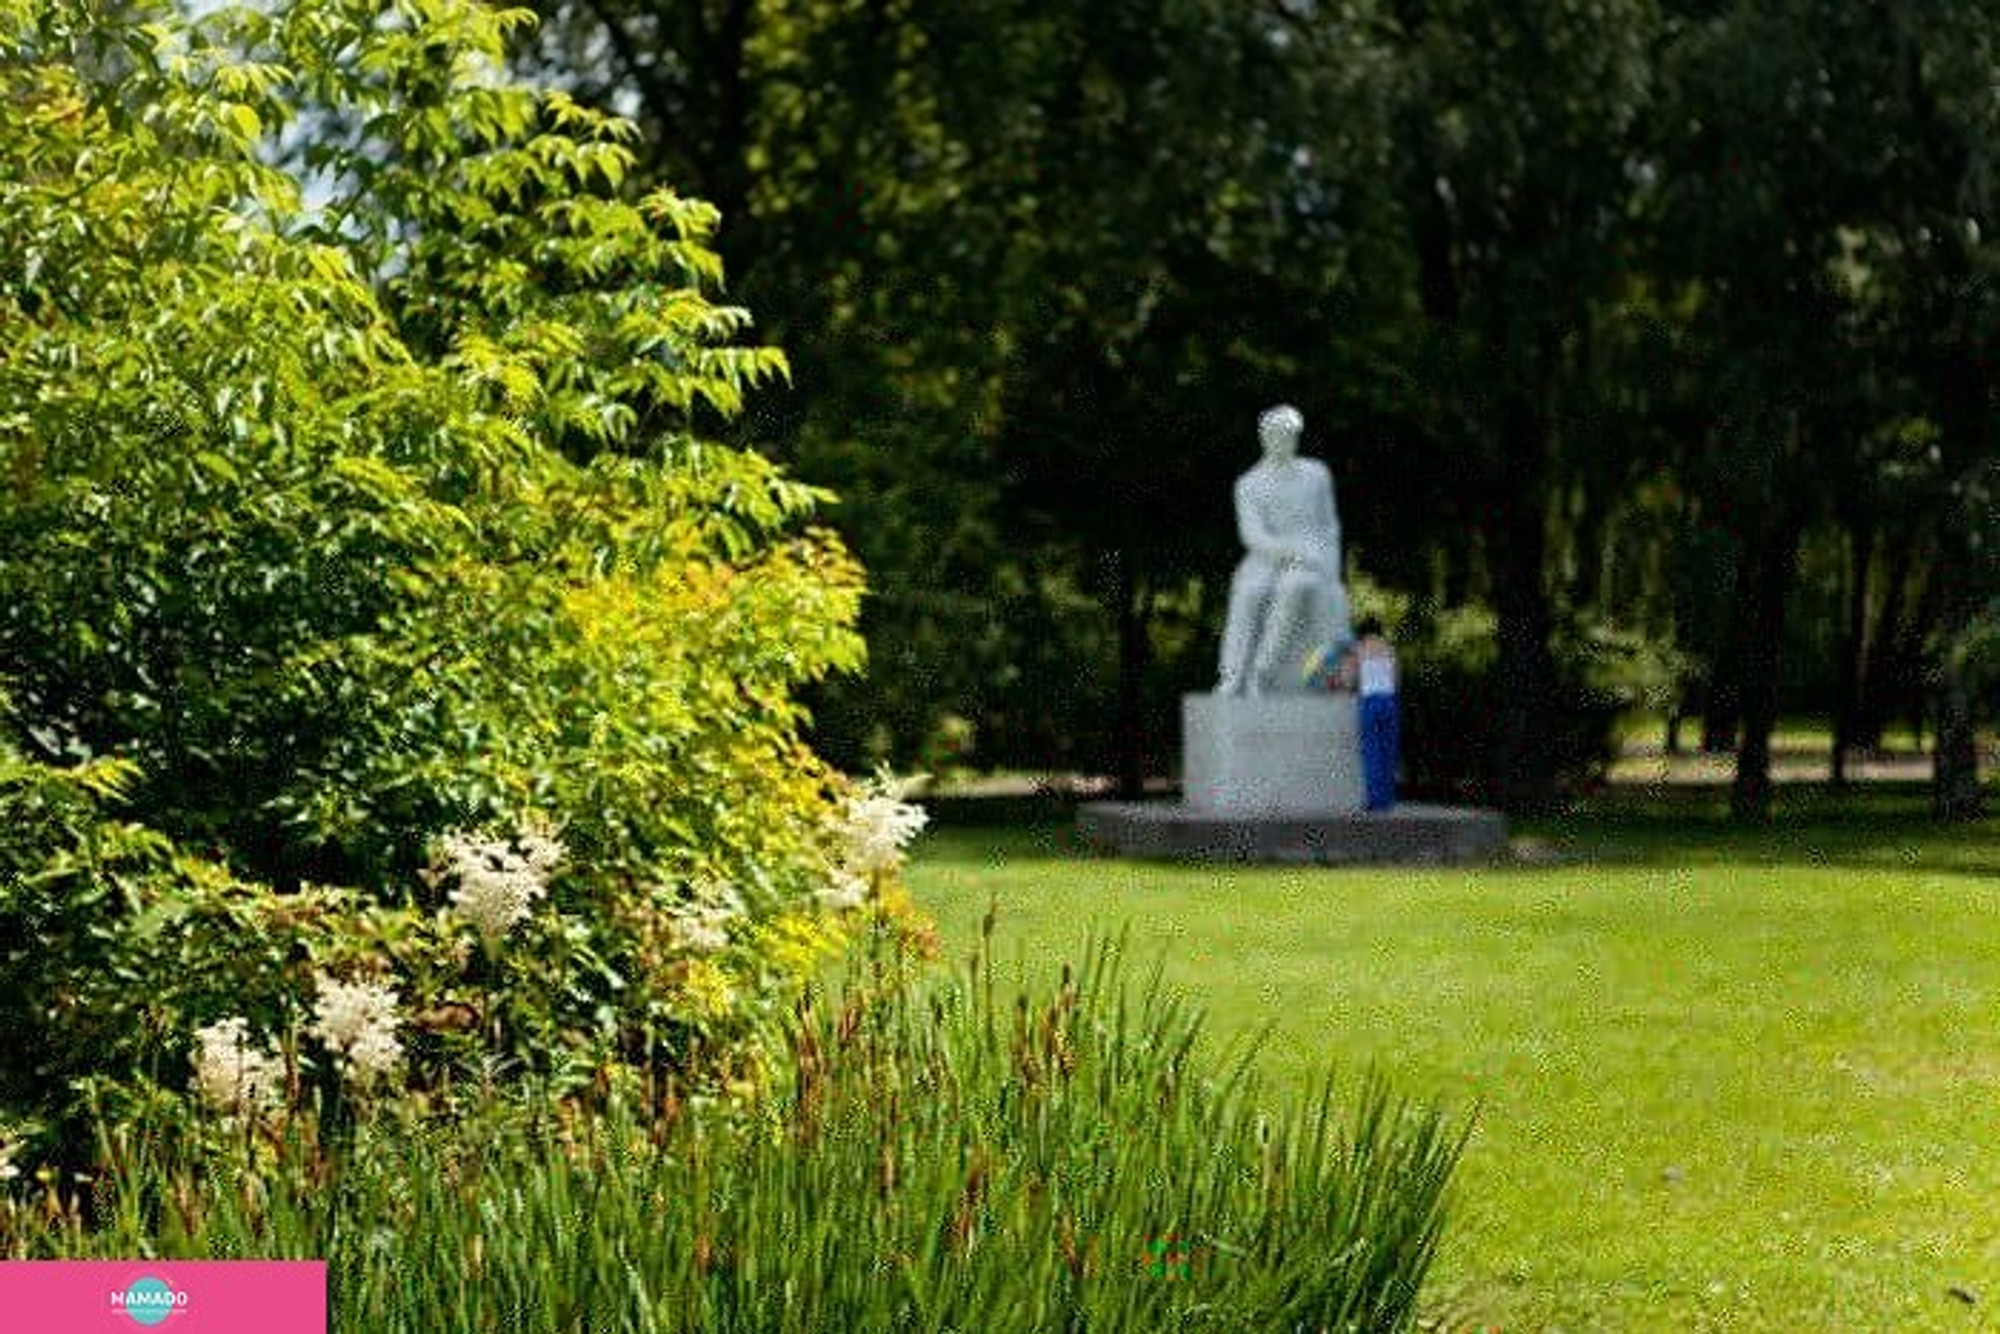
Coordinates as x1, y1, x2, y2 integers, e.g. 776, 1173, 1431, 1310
1357, 596, 1623, 801
6, 938, 1463, 1334
1, 0, 858, 887
0, 0, 862, 879
0, 0, 880, 1150
506, 0, 2000, 806
0, 720, 368, 1141
0, 703, 916, 1164
519, 0, 1369, 781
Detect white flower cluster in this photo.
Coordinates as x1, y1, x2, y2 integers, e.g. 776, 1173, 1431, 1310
836, 775, 929, 879
309, 975, 403, 1087
437, 823, 564, 948
191, 1017, 284, 1114
0, 1136, 19, 1183
667, 883, 743, 954
815, 867, 870, 912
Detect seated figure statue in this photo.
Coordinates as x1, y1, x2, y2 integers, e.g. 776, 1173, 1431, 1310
1216, 404, 1352, 696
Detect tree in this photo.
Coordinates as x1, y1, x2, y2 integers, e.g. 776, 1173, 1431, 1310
511, 0, 1075, 771
1864, 1, 1998, 817
516, 0, 1381, 790
1360, 0, 1661, 809
1652, 0, 1996, 817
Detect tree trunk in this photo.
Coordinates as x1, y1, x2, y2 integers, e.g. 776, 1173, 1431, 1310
1701, 585, 1743, 753
1830, 516, 1873, 788
1928, 296, 1989, 820
1731, 510, 1801, 821
1933, 650, 1984, 820
1489, 393, 1559, 812
1853, 522, 1926, 750
1112, 555, 1151, 801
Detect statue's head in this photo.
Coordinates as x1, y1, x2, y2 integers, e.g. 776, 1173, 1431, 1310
1258, 404, 1303, 461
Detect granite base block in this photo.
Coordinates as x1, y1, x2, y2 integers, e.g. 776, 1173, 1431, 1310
1182, 691, 1363, 815
1075, 801, 1509, 865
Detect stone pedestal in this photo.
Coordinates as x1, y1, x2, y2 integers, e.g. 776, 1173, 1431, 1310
1076, 692, 1509, 864
1075, 801, 1510, 865
1182, 692, 1362, 815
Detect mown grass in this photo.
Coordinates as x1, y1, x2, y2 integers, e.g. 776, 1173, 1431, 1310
906, 787, 2000, 1331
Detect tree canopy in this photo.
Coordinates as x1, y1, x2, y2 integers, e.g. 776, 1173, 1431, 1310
439, 0, 2000, 812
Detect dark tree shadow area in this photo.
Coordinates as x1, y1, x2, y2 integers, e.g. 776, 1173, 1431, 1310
1521, 781, 2000, 878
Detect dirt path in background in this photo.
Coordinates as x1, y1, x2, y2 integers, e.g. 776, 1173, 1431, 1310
1606, 745, 1953, 786
921, 744, 1999, 799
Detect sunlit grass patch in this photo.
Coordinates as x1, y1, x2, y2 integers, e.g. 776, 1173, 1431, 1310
908, 798, 2000, 1331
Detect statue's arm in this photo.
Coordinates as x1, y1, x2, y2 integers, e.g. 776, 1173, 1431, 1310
1318, 469, 1342, 561
1234, 478, 1286, 561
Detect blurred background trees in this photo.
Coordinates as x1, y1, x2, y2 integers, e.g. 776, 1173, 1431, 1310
41, 0, 1982, 816
511, 0, 1996, 816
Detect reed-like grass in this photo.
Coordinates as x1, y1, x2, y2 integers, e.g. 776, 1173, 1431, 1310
4, 929, 1463, 1332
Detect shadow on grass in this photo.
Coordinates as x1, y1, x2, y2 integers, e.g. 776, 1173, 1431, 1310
1522, 781, 2000, 878
916, 781, 2000, 879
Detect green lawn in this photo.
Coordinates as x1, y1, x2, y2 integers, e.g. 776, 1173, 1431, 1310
904, 791, 2000, 1332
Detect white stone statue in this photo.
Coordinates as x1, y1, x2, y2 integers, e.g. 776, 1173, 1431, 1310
1216, 404, 1352, 695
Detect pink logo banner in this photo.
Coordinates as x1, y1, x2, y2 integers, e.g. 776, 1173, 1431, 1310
0, 1260, 326, 1332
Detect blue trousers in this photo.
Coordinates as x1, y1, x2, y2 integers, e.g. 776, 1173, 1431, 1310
1359, 693, 1399, 811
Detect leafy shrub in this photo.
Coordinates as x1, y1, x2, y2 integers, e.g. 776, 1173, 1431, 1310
0, 0, 896, 1155
6, 935, 1464, 1334
1398, 656, 1623, 803
0, 0, 858, 889
0, 711, 946, 1163
1349, 586, 1624, 801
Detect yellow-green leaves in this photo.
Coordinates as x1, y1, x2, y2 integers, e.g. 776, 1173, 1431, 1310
1, 0, 870, 1134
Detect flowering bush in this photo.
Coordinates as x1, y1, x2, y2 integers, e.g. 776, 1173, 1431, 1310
0, 0, 913, 1162
0, 712, 931, 1165
0, 0, 864, 878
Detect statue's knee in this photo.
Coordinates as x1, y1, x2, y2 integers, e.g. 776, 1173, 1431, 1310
1232, 563, 1271, 599
1275, 569, 1318, 610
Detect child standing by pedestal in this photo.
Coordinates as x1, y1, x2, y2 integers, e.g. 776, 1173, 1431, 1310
1353, 618, 1399, 811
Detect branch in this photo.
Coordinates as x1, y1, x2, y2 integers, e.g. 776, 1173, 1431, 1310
579, 0, 683, 144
